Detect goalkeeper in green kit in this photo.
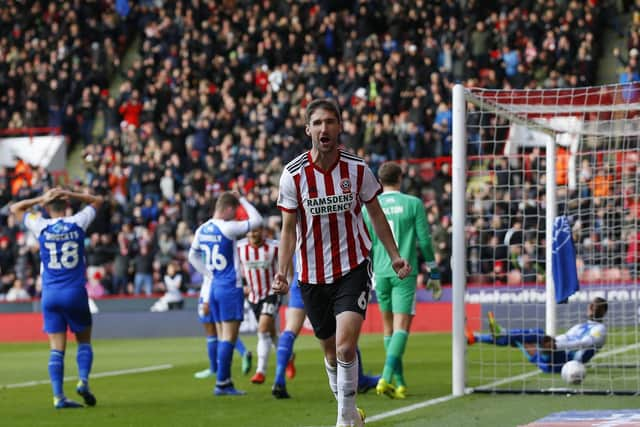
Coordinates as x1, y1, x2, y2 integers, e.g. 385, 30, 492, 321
363, 162, 442, 399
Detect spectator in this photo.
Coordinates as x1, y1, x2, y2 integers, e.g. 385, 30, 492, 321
0, 0, 623, 295
112, 230, 133, 295
5, 279, 30, 301
150, 261, 184, 312
133, 242, 154, 295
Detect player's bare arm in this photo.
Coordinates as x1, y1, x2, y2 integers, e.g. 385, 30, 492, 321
273, 210, 296, 295
59, 189, 104, 210
365, 197, 411, 279
10, 188, 61, 218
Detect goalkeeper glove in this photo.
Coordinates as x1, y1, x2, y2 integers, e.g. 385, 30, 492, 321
426, 263, 442, 301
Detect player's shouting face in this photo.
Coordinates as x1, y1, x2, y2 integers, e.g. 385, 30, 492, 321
306, 108, 341, 154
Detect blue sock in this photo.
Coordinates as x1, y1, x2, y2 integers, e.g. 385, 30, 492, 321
48, 350, 65, 398
217, 340, 234, 386
234, 338, 246, 357
207, 336, 218, 373
478, 328, 546, 347
477, 333, 498, 344
274, 331, 296, 386
76, 343, 93, 384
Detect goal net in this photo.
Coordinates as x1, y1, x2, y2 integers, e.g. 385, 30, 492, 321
451, 83, 640, 395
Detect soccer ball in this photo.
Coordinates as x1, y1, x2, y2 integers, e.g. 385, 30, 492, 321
561, 360, 586, 385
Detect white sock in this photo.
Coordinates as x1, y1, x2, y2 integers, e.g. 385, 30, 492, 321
337, 355, 358, 426
257, 332, 272, 374
324, 357, 338, 400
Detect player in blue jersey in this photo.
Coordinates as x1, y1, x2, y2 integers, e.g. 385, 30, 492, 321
188, 192, 263, 396
193, 281, 253, 379
467, 297, 608, 373
10, 187, 103, 409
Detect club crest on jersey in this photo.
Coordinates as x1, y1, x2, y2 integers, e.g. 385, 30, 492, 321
340, 179, 352, 193
51, 222, 70, 233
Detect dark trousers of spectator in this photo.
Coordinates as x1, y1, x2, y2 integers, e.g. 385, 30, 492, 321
112, 275, 129, 295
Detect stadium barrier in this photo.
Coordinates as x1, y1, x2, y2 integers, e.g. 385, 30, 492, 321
0, 300, 481, 342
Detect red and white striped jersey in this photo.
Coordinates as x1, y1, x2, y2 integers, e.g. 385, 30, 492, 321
237, 238, 278, 304
277, 150, 382, 284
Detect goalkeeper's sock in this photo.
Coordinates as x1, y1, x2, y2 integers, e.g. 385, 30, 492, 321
382, 334, 407, 386
382, 335, 392, 381
393, 359, 406, 388
382, 330, 408, 383
383, 334, 408, 385
207, 335, 218, 373
383, 335, 392, 352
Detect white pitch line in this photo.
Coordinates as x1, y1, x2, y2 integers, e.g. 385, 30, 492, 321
2, 364, 173, 389
366, 394, 459, 423
306, 342, 640, 426
363, 342, 640, 424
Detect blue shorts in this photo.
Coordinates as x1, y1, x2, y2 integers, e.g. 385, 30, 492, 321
199, 286, 244, 323
288, 280, 305, 310
41, 286, 92, 334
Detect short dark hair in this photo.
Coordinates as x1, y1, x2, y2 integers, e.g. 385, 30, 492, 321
46, 199, 67, 213
215, 192, 240, 212
305, 98, 341, 124
591, 297, 608, 321
378, 162, 403, 185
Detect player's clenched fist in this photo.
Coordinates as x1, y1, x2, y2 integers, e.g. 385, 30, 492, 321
272, 272, 290, 295
392, 258, 412, 279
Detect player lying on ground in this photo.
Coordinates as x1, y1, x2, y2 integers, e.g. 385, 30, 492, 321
467, 297, 608, 373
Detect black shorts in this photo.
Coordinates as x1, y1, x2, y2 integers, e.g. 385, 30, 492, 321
299, 260, 371, 340
249, 294, 281, 322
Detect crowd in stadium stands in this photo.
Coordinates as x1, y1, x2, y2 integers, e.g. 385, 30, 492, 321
0, 0, 631, 300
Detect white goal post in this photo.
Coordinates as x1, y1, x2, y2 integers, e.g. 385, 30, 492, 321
452, 83, 640, 396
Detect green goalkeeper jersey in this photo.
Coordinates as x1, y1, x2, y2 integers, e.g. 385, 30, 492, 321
363, 190, 435, 278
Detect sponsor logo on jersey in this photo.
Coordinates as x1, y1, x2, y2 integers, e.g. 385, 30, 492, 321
304, 193, 354, 216
243, 260, 273, 269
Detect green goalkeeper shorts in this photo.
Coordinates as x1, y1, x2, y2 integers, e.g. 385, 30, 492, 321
375, 275, 417, 315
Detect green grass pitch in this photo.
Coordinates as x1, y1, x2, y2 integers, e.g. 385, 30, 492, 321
1, 333, 637, 426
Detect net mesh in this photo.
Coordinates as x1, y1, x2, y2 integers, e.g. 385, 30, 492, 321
463, 83, 640, 394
